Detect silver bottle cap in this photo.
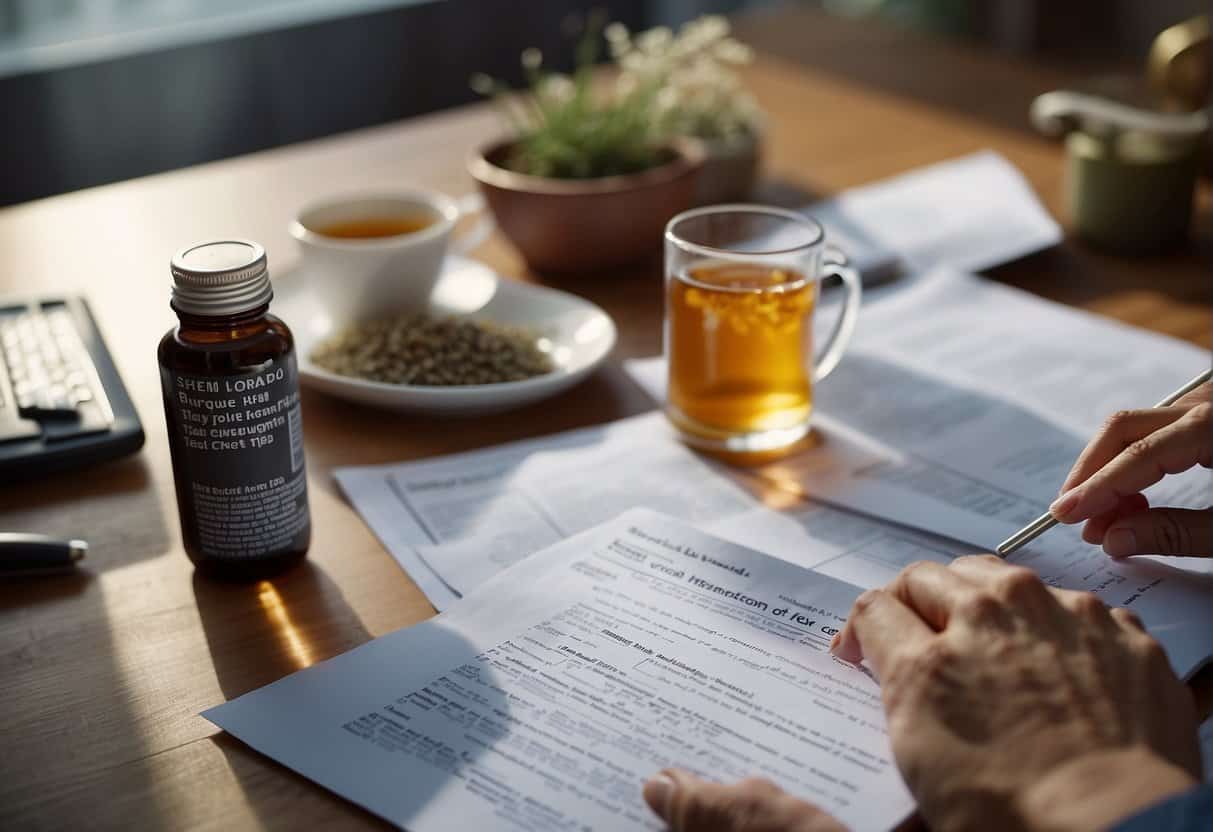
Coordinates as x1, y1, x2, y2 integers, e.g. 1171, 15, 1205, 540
170, 239, 273, 316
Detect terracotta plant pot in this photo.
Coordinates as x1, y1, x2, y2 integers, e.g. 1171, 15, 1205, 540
468, 139, 704, 273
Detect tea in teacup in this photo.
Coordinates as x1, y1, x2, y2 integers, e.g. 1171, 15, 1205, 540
313, 215, 435, 239
289, 191, 488, 324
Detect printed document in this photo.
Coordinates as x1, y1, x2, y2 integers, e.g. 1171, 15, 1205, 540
337, 407, 1213, 678
335, 414, 764, 609
810, 150, 1061, 277
335, 413, 967, 606
625, 267, 1212, 553
205, 510, 915, 831
727, 504, 1213, 679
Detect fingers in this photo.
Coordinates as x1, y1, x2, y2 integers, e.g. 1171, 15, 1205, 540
1051, 403, 1213, 523
1100, 507, 1213, 558
1109, 605, 1147, 634
1081, 493, 1150, 544
1171, 381, 1213, 410
1060, 406, 1189, 493
947, 555, 1129, 637
946, 554, 1055, 607
834, 560, 1024, 666
885, 561, 984, 631
949, 556, 1143, 642
643, 770, 845, 832
831, 587, 933, 671
1048, 587, 1116, 629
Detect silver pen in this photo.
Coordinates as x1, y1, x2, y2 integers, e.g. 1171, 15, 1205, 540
996, 368, 1212, 557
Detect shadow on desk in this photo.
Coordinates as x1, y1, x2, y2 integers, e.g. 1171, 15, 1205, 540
992, 227, 1213, 317
194, 561, 372, 700
0, 569, 91, 613
0, 540, 171, 827
211, 732, 394, 830
0, 454, 171, 573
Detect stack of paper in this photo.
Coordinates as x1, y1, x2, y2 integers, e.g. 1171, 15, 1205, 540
206, 511, 916, 830
335, 412, 968, 612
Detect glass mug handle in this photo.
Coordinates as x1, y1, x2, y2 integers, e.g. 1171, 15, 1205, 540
812, 247, 862, 383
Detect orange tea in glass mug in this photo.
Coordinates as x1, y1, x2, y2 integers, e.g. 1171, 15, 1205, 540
664, 205, 861, 455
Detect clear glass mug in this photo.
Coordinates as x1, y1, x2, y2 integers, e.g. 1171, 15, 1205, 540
663, 205, 862, 455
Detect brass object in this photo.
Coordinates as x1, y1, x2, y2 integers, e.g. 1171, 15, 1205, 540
1029, 15, 1211, 252
1148, 14, 1210, 111
1031, 92, 1208, 253
1065, 129, 1201, 253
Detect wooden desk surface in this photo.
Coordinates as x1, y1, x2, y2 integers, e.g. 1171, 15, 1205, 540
1, 19, 1210, 830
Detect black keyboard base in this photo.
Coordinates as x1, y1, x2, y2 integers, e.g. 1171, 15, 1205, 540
0, 296, 144, 483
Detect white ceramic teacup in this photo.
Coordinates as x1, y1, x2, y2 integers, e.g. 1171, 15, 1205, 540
289, 191, 491, 324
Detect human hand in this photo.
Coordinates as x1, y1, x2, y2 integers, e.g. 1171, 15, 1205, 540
642, 769, 846, 832
1049, 382, 1211, 557
832, 556, 1201, 832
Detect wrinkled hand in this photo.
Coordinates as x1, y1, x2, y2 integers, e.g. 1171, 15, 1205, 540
1050, 382, 1211, 557
832, 556, 1201, 831
642, 769, 846, 832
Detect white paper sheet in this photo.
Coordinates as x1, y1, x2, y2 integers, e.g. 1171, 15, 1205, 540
710, 500, 964, 590
706, 150, 1060, 286
816, 150, 1061, 275
824, 266, 1211, 439
205, 510, 914, 831
336, 411, 965, 599
787, 149, 1062, 286
336, 414, 764, 606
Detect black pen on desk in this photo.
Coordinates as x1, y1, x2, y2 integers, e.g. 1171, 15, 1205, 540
996, 368, 1213, 557
0, 533, 87, 576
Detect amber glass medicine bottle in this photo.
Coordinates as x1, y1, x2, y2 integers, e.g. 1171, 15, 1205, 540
159, 240, 311, 580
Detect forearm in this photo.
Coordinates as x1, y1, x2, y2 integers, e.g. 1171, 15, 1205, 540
1017, 747, 1198, 832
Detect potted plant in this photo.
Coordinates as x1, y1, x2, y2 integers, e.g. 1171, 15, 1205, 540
608, 16, 765, 206
468, 22, 705, 273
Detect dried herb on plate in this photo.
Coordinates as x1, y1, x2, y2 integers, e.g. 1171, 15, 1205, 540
310, 313, 554, 386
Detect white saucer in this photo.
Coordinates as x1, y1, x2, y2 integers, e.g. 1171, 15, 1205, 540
275, 256, 616, 415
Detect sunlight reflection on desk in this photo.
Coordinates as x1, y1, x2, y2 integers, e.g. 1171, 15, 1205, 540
257, 580, 316, 670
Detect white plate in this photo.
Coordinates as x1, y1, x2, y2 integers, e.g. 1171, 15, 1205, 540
275, 256, 616, 415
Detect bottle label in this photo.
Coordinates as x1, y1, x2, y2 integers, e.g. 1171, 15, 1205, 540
161, 353, 310, 560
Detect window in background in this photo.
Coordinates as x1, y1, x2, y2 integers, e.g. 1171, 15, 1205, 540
0, 0, 789, 205
0, 0, 434, 77
0, 0, 655, 206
